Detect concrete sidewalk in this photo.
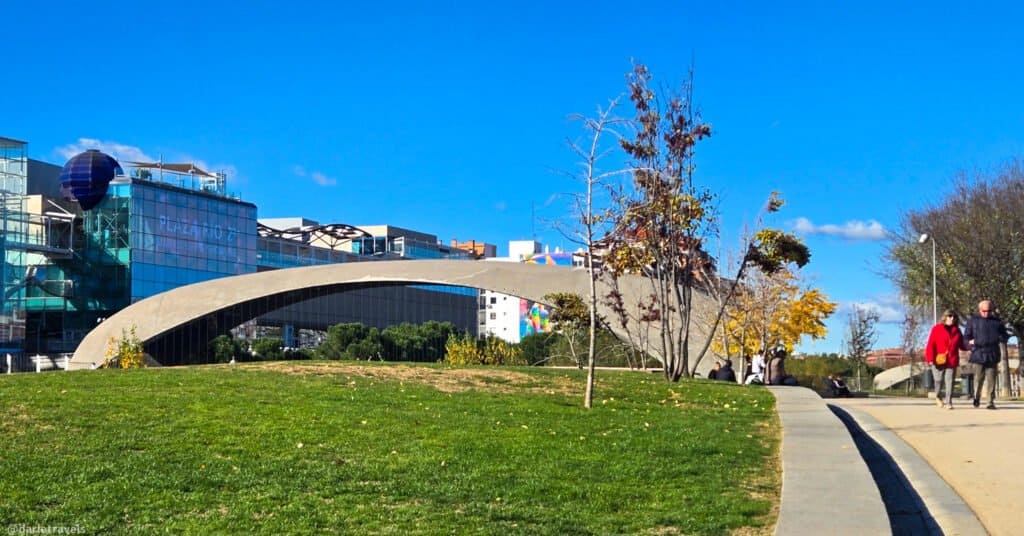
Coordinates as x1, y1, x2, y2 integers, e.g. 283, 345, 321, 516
769, 387, 890, 534
833, 396, 1022, 535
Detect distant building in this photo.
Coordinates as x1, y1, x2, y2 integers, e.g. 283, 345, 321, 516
450, 239, 496, 259
479, 241, 585, 343
865, 348, 910, 369
345, 224, 473, 259
866, 345, 1021, 369
508, 240, 541, 261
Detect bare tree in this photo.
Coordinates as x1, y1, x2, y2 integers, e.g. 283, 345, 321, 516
846, 306, 880, 391
901, 309, 927, 394
558, 100, 629, 408
602, 272, 659, 371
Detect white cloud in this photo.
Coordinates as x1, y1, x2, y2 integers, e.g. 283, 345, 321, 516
292, 165, 335, 186
792, 217, 886, 240
55, 138, 242, 183
844, 301, 904, 324
311, 171, 336, 186
57, 138, 154, 164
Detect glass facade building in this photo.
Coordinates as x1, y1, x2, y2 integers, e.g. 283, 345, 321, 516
4, 138, 481, 368
0, 137, 28, 355
124, 181, 257, 300
22, 175, 258, 356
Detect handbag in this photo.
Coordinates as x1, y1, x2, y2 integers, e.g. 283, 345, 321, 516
935, 352, 948, 366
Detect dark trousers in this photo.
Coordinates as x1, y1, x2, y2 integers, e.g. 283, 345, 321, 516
971, 363, 998, 405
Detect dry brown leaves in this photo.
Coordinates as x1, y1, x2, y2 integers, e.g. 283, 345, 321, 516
1, 403, 53, 434
244, 361, 576, 395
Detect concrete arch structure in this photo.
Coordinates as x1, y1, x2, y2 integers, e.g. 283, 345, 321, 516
873, 358, 1020, 390
70, 259, 717, 370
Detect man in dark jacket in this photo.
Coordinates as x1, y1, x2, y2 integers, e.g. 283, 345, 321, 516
716, 359, 737, 383
964, 300, 1010, 409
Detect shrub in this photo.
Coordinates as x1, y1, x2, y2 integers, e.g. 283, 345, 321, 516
318, 321, 457, 362
103, 326, 146, 369
381, 323, 428, 361
443, 334, 525, 366
209, 335, 248, 363
344, 328, 384, 360
544, 329, 635, 368
786, 356, 882, 391
443, 333, 480, 365
318, 323, 369, 360
482, 336, 525, 365
251, 338, 285, 361
519, 332, 556, 365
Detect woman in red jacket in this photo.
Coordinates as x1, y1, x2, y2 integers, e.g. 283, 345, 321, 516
924, 309, 966, 409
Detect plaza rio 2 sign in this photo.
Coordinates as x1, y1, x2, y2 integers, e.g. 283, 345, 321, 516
158, 215, 238, 244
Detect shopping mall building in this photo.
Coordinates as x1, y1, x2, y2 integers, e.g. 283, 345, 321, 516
0, 136, 488, 369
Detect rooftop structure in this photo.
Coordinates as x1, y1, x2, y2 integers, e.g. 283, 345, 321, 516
450, 239, 496, 259
126, 160, 229, 197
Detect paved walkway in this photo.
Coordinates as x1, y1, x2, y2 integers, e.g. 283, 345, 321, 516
769, 387, 890, 534
832, 396, 1023, 536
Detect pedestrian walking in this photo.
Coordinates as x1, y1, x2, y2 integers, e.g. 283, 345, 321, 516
924, 308, 965, 409
964, 300, 1010, 409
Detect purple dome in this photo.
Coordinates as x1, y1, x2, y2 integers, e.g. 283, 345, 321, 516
59, 150, 122, 210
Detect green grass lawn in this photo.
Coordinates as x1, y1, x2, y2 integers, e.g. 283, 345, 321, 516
0, 362, 779, 535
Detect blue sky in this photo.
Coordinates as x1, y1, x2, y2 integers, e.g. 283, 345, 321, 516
6, 1, 1024, 353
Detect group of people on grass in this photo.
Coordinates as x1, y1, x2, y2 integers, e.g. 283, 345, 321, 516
924, 299, 1010, 410
707, 347, 798, 386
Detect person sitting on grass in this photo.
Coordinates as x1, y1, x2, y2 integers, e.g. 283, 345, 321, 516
766, 348, 798, 386
828, 374, 851, 397
716, 359, 737, 383
745, 350, 766, 385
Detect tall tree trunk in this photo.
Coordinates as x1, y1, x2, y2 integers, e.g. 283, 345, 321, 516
584, 197, 598, 408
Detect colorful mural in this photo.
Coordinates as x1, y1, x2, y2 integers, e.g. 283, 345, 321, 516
523, 252, 575, 266
520, 299, 551, 338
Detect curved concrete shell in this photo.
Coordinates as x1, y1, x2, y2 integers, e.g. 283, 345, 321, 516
873, 358, 1019, 390
70, 259, 717, 371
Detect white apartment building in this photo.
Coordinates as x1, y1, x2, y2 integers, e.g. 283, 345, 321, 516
479, 240, 584, 343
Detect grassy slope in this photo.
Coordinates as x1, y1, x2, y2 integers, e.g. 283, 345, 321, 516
0, 363, 779, 535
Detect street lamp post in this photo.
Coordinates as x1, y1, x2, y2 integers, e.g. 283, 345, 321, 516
919, 233, 936, 324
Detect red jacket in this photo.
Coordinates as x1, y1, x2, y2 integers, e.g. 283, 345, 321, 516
924, 323, 965, 368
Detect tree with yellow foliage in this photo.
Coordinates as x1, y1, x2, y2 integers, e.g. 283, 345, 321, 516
716, 268, 836, 367
102, 325, 147, 369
